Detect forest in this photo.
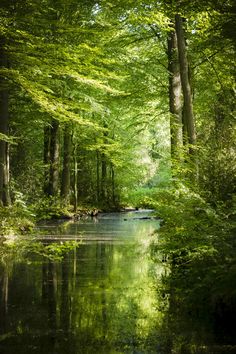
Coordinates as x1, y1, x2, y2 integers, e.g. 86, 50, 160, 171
0, 0, 236, 353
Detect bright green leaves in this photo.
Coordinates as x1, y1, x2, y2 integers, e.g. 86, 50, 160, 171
0, 238, 79, 264
0, 132, 16, 144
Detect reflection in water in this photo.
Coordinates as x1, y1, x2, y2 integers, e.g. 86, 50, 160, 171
0, 212, 164, 354
0, 267, 8, 335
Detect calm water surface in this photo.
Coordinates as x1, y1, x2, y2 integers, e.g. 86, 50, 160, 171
0, 211, 164, 354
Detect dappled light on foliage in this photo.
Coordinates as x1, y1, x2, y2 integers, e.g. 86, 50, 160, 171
0, 0, 235, 352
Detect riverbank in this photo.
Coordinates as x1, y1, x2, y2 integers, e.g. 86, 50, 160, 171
0, 202, 142, 238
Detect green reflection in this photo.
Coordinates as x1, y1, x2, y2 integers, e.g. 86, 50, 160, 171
0, 214, 163, 354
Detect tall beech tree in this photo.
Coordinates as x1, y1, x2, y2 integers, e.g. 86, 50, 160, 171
61, 123, 72, 203
47, 119, 60, 197
175, 14, 196, 153
0, 38, 11, 206
167, 27, 182, 162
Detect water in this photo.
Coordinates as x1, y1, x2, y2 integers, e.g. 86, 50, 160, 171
0, 211, 163, 354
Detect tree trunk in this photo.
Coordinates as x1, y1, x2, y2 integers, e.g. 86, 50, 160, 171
61, 123, 71, 202
72, 131, 78, 213
101, 152, 107, 201
0, 39, 11, 206
175, 15, 196, 154
43, 124, 51, 195
96, 150, 100, 203
111, 164, 115, 205
48, 119, 60, 196
167, 28, 183, 161
101, 126, 108, 202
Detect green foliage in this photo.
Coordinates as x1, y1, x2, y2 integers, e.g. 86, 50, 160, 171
0, 239, 80, 267
0, 199, 35, 236
125, 187, 159, 209
150, 184, 236, 348
151, 184, 224, 258
0, 3, 235, 335
32, 196, 74, 221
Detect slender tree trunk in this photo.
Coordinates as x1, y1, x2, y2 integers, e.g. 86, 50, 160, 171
111, 164, 115, 205
72, 132, 78, 213
0, 39, 11, 206
48, 119, 60, 196
175, 15, 196, 154
43, 124, 51, 195
61, 123, 71, 202
167, 28, 183, 161
73, 156, 78, 212
101, 153, 107, 201
101, 126, 108, 202
96, 150, 100, 203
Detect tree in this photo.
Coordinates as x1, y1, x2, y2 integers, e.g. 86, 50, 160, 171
167, 26, 182, 162
61, 123, 72, 203
175, 14, 196, 154
47, 119, 60, 197
0, 37, 11, 206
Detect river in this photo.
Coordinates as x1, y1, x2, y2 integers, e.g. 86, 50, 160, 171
0, 210, 164, 354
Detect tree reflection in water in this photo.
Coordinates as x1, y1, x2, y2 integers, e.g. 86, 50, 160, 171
0, 213, 163, 354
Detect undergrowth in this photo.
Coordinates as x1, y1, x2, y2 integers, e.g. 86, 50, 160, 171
148, 183, 236, 351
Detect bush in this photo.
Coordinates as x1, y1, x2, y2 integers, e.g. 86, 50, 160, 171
150, 183, 236, 349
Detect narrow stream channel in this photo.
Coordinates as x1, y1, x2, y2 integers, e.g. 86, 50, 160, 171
0, 210, 164, 354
